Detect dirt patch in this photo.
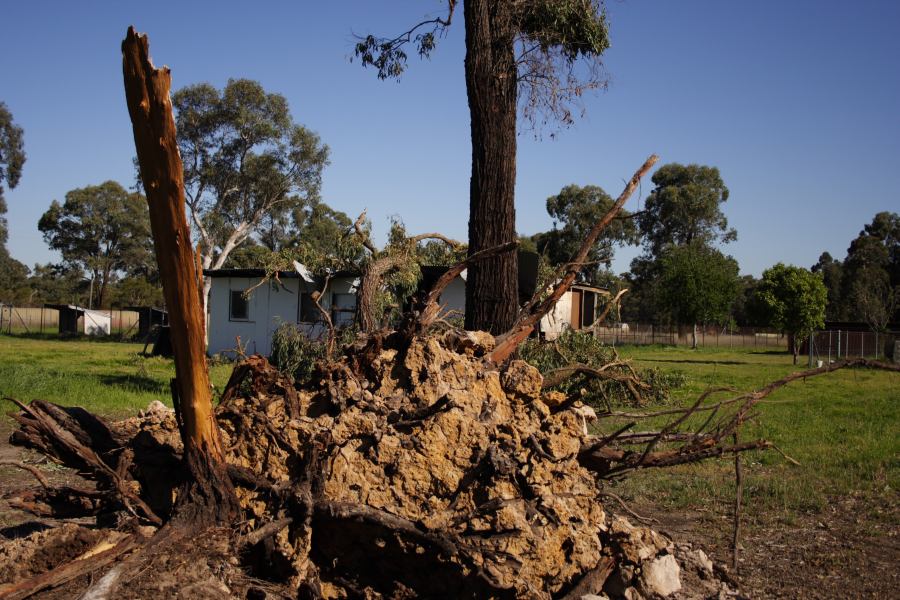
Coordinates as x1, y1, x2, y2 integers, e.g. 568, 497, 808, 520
0, 523, 102, 585
631, 491, 900, 599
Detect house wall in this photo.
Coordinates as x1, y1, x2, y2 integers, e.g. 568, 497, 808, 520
207, 275, 358, 358
539, 291, 574, 341
438, 278, 466, 320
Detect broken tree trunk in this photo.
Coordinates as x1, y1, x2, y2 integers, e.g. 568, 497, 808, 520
121, 26, 237, 525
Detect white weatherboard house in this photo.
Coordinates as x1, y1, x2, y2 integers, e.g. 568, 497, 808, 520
205, 265, 358, 357
417, 266, 609, 340
206, 261, 608, 357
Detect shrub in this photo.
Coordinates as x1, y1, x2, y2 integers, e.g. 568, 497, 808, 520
269, 321, 326, 384
519, 328, 685, 408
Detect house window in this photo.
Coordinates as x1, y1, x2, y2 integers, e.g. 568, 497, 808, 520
230, 290, 250, 321
331, 293, 356, 328
299, 292, 319, 322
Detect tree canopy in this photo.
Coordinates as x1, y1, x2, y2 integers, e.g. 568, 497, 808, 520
531, 184, 637, 284
172, 78, 329, 319
637, 163, 735, 257
0, 101, 26, 247
754, 263, 826, 363
38, 181, 152, 308
656, 242, 740, 347
0, 102, 28, 303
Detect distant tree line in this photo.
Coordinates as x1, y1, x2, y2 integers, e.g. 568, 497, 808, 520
1, 83, 894, 352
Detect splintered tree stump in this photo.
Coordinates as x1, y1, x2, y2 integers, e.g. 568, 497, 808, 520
121, 26, 237, 524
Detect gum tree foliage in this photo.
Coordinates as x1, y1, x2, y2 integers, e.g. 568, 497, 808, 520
839, 212, 900, 324
811, 251, 844, 321
627, 163, 735, 323
531, 184, 638, 284
171, 79, 329, 321
656, 242, 740, 348
355, 0, 611, 333
227, 198, 356, 268
636, 163, 735, 256
0, 101, 28, 303
0, 101, 26, 246
38, 181, 153, 308
754, 263, 827, 364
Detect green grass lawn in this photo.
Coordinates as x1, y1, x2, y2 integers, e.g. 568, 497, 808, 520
0, 334, 233, 417
608, 344, 900, 520
0, 334, 896, 522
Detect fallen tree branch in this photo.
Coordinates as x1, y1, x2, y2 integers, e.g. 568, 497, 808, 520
541, 362, 651, 394
489, 154, 659, 363
409, 241, 519, 333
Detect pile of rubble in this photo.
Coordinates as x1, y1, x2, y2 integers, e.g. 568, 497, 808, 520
2, 330, 741, 598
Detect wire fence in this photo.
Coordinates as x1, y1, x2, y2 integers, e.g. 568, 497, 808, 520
0, 305, 141, 337
805, 329, 900, 362
589, 323, 789, 349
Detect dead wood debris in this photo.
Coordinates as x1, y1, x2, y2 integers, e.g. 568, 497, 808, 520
4, 337, 896, 598
3, 328, 779, 599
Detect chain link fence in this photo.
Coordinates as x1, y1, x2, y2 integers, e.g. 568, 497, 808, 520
805, 329, 899, 362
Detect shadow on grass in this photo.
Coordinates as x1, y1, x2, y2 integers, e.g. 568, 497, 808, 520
99, 374, 168, 395
639, 358, 750, 366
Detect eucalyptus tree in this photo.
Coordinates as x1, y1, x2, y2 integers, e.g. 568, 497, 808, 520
532, 184, 638, 284
0, 101, 25, 247
172, 78, 329, 324
0, 101, 28, 302
38, 181, 152, 308
356, 0, 612, 333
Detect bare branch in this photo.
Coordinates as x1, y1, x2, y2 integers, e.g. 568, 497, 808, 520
489, 155, 659, 362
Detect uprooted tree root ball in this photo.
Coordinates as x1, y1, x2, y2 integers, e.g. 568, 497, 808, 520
2, 330, 741, 599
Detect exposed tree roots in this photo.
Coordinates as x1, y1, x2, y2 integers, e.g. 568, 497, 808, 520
5, 331, 895, 598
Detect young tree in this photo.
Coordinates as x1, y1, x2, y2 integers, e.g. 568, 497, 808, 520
754, 263, 827, 364
172, 79, 329, 325
38, 181, 153, 308
531, 184, 638, 284
657, 242, 740, 348
356, 1, 611, 333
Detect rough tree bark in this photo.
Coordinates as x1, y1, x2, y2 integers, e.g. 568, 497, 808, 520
121, 26, 238, 525
463, 0, 519, 334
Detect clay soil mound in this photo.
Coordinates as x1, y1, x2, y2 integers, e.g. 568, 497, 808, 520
1, 331, 738, 599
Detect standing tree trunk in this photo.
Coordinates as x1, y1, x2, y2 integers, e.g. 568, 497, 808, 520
122, 27, 238, 525
692, 323, 698, 349
463, 0, 519, 334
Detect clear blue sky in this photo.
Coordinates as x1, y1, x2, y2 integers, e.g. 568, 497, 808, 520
1, 1, 898, 277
